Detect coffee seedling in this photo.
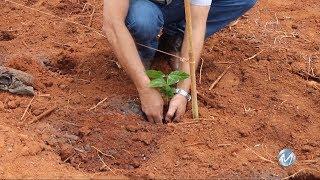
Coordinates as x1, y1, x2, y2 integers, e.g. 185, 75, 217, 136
146, 70, 189, 98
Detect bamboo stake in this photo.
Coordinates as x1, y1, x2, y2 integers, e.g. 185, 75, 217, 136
184, 0, 199, 119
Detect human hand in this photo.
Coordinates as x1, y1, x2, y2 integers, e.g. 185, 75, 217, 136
138, 87, 164, 124
165, 94, 188, 122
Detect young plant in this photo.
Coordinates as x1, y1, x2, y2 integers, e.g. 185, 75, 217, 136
146, 70, 189, 98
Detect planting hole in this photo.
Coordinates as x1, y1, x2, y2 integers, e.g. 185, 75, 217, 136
44, 55, 77, 74
0, 31, 16, 41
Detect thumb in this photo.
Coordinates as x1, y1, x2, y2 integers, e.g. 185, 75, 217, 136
166, 103, 177, 122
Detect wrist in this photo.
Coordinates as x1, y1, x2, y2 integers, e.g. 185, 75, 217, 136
177, 79, 191, 93
175, 88, 191, 101
135, 76, 151, 93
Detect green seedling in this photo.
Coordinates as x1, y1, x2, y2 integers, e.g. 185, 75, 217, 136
146, 70, 189, 98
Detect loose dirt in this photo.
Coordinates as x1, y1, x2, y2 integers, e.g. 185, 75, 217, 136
0, 0, 319, 179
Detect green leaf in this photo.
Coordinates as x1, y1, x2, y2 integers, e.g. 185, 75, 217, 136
167, 71, 189, 85
146, 70, 165, 79
149, 77, 166, 88
160, 85, 175, 97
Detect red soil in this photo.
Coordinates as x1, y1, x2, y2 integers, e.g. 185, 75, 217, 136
0, 0, 319, 179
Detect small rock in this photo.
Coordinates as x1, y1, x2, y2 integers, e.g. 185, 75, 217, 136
72, 98, 81, 105
130, 160, 141, 168
181, 154, 191, 160
43, 81, 53, 87
59, 84, 67, 90
237, 130, 249, 137
32, 108, 45, 116
208, 164, 220, 170
97, 117, 104, 123
242, 162, 248, 166
0, 125, 10, 132
7, 147, 13, 152
63, 134, 80, 141
126, 165, 135, 170
306, 81, 319, 90
59, 143, 74, 160
79, 126, 91, 136
125, 124, 140, 132
21, 146, 30, 156
146, 172, 156, 179
8, 96, 15, 101
132, 132, 153, 145
7, 100, 19, 109
18, 134, 29, 142
0, 134, 5, 149
84, 144, 91, 151
0, 101, 5, 111
301, 145, 313, 153
45, 137, 58, 146
291, 24, 298, 29
108, 149, 118, 155
21, 141, 45, 156
100, 165, 111, 172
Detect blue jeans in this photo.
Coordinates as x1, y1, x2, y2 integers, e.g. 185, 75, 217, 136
126, 0, 257, 62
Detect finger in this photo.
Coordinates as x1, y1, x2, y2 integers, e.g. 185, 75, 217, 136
153, 114, 163, 124
147, 115, 155, 123
166, 104, 177, 122
173, 107, 186, 123
152, 105, 163, 124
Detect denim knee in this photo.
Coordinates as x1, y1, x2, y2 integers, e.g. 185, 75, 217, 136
125, 1, 164, 42
126, 16, 163, 42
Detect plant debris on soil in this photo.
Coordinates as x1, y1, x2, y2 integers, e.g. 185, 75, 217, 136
0, 0, 319, 179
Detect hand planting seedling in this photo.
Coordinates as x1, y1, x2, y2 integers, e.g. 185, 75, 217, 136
146, 70, 189, 98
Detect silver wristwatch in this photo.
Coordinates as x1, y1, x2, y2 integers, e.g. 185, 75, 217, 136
175, 88, 191, 101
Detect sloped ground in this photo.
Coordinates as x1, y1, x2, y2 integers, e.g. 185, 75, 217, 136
0, 0, 319, 178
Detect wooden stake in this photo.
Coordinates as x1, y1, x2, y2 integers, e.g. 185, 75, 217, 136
184, 0, 199, 119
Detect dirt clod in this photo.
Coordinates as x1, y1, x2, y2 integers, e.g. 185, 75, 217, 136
6, 100, 19, 109
132, 132, 154, 145
21, 141, 45, 156
0, 31, 15, 41
0, 101, 5, 111
125, 124, 141, 132
59, 143, 75, 161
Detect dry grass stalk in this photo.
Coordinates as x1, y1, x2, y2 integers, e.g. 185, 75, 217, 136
267, 66, 271, 81
215, 61, 235, 64
217, 143, 232, 147
209, 65, 232, 90
243, 143, 276, 164
91, 145, 115, 159
63, 152, 76, 163
88, 7, 95, 27
199, 58, 204, 84
197, 92, 217, 108
29, 105, 58, 124
88, 97, 108, 111
97, 154, 116, 175
21, 96, 35, 121
244, 50, 264, 61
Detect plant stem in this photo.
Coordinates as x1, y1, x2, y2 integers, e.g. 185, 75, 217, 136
184, 0, 199, 119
